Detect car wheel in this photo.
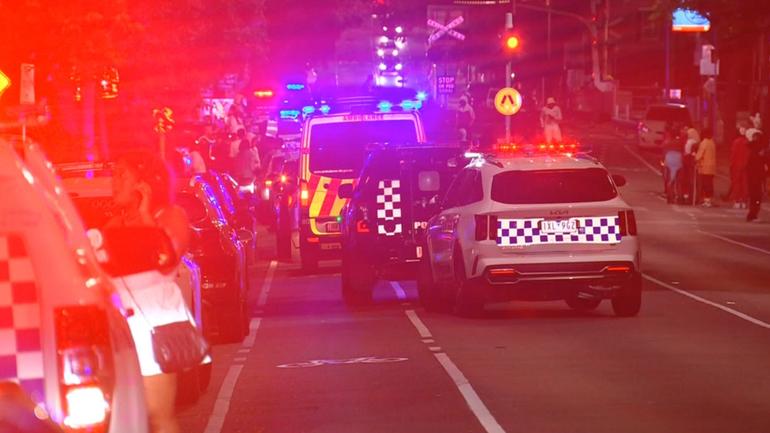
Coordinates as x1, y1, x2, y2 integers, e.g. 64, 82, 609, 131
611, 273, 642, 317
175, 368, 200, 406
341, 252, 373, 305
565, 295, 602, 312
219, 298, 246, 344
198, 362, 212, 393
451, 249, 485, 318
417, 257, 449, 313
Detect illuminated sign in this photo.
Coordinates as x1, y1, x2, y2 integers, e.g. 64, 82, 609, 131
672, 8, 710, 32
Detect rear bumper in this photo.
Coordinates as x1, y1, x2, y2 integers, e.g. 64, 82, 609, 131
471, 261, 639, 302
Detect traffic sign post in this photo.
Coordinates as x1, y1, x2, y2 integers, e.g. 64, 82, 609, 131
0, 69, 11, 99
495, 87, 523, 143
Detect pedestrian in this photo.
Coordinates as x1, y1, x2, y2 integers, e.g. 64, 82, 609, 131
226, 104, 245, 135
727, 123, 750, 208
662, 127, 684, 203
234, 135, 261, 185
540, 97, 563, 144
456, 96, 475, 144
189, 139, 207, 175
746, 129, 768, 222
681, 126, 699, 204
695, 128, 717, 207
108, 151, 191, 433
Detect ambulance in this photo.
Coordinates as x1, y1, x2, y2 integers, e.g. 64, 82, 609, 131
298, 109, 427, 270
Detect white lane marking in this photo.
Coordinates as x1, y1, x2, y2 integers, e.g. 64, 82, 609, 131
697, 230, 770, 256
257, 260, 278, 307
242, 318, 261, 349
429, 346, 442, 352
422, 338, 435, 344
624, 145, 662, 176
236, 349, 250, 354
233, 357, 247, 363
405, 309, 433, 338
390, 281, 407, 300
202, 364, 244, 433
434, 353, 507, 433
643, 274, 770, 330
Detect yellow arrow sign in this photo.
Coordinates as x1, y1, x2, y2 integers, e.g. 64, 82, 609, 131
0, 69, 11, 97
494, 87, 522, 116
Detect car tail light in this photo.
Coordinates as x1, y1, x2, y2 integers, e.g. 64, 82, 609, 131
474, 215, 498, 241
604, 265, 631, 273
355, 205, 370, 233
618, 210, 637, 236
300, 182, 310, 207
475, 215, 488, 240
55, 305, 114, 432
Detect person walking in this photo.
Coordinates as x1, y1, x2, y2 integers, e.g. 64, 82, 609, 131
695, 128, 717, 207
682, 127, 700, 204
727, 123, 750, 208
746, 129, 768, 222
108, 151, 191, 433
540, 97, 563, 144
456, 96, 476, 144
662, 127, 684, 203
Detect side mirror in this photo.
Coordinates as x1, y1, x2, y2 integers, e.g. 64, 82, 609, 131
338, 183, 354, 199
418, 171, 441, 192
99, 227, 178, 277
612, 174, 627, 187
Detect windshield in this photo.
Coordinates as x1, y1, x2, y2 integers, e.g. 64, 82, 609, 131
308, 120, 417, 178
491, 168, 618, 204
646, 106, 691, 123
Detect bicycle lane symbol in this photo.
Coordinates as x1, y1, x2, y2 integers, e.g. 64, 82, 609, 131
276, 356, 409, 369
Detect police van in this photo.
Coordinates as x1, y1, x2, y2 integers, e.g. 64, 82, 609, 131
419, 143, 641, 317
298, 108, 427, 270
338, 145, 463, 304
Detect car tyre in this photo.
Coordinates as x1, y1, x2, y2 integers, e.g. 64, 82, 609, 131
612, 273, 642, 317
341, 252, 373, 305
176, 368, 201, 406
451, 249, 485, 318
565, 295, 602, 312
417, 257, 449, 313
219, 298, 246, 344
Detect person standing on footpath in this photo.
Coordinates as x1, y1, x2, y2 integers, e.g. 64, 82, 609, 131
682, 127, 700, 204
746, 129, 768, 222
540, 97, 563, 144
727, 123, 750, 208
695, 128, 717, 207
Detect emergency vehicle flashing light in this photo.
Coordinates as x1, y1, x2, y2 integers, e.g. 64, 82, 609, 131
494, 141, 582, 156
286, 83, 305, 90
254, 89, 274, 98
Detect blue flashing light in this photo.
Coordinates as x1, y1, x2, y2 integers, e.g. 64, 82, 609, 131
416, 91, 428, 101
302, 105, 315, 115
286, 83, 305, 90
400, 100, 415, 110
280, 109, 300, 119
319, 104, 331, 114
377, 100, 393, 112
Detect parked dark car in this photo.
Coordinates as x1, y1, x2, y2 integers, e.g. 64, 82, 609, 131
177, 178, 250, 343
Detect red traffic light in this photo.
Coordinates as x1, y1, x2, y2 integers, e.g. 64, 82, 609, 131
505, 35, 520, 50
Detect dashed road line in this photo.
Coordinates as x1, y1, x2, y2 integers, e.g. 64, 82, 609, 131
202, 364, 244, 433
405, 309, 433, 338
643, 273, 770, 330
404, 309, 507, 433
242, 318, 261, 349
390, 281, 408, 300
257, 260, 278, 307
697, 230, 770, 256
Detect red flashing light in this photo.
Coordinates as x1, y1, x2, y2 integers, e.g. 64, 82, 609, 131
505, 35, 520, 50
254, 89, 274, 98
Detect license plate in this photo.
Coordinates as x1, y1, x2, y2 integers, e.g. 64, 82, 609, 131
540, 219, 578, 234
326, 222, 340, 233
321, 243, 341, 250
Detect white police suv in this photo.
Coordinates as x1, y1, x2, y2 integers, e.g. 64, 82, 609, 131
418, 143, 641, 317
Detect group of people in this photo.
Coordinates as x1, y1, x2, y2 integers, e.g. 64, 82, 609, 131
662, 119, 768, 222
188, 105, 281, 185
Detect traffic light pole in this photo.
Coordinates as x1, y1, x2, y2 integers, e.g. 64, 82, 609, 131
505, 12, 513, 143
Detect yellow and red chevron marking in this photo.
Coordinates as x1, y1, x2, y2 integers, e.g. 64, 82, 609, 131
304, 174, 357, 235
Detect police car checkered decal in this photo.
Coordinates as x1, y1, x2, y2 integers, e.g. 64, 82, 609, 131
497, 216, 621, 246
0, 234, 45, 403
376, 179, 402, 236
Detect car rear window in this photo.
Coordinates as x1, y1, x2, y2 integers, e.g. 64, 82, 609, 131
646, 106, 691, 123
491, 168, 618, 204
309, 120, 418, 178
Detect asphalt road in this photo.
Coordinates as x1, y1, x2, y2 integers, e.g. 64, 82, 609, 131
178, 126, 770, 433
